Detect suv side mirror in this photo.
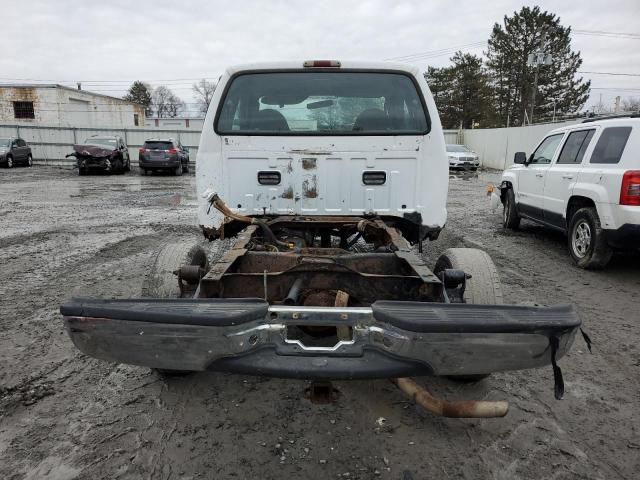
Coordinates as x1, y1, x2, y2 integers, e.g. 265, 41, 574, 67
514, 152, 527, 164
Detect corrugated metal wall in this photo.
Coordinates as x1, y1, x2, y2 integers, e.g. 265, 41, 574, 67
0, 124, 201, 163
1, 123, 464, 164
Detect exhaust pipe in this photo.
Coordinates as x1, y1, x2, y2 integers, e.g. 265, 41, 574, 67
283, 277, 304, 306
391, 377, 509, 418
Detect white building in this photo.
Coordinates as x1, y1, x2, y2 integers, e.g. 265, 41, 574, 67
0, 84, 145, 128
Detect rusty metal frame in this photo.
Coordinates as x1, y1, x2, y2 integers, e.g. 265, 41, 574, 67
198, 216, 442, 303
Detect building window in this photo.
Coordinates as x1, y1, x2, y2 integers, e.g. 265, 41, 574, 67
13, 101, 35, 119
134, 114, 139, 126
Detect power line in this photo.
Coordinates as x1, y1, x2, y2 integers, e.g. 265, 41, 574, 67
578, 71, 640, 77
573, 29, 640, 39
384, 41, 486, 62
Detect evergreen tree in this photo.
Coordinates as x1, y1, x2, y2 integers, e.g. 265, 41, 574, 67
486, 6, 590, 126
123, 81, 153, 116
425, 52, 496, 129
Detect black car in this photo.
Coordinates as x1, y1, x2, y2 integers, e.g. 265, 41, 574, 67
66, 135, 131, 175
0, 137, 33, 168
138, 139, 189, 176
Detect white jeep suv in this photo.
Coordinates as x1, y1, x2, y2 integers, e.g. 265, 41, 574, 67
498, 116, 640, 269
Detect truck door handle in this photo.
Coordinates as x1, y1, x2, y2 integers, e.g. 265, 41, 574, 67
536, 173, 544, 178
562, 175, 574, 179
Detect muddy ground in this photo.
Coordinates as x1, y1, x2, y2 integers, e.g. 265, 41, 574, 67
0, 166, 638, 480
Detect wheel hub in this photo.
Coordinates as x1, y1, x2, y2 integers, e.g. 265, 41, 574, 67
572, 221, 591, 258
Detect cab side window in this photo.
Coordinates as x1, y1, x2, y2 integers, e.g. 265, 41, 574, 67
530, 134, 564, 164
557, 130, 595, 164
590, 127, 632, 164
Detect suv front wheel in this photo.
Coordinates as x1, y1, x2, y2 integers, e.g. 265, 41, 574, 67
502, 188, 520, 229
568, 207, 613, 269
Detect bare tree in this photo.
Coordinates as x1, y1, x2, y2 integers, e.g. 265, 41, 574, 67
151, 86, 185, 118
192, 79, 217, 115
622, 97, 640, 112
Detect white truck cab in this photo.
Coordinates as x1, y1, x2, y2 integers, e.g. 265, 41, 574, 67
499, 116, 640, 268
196, 60, 448, 243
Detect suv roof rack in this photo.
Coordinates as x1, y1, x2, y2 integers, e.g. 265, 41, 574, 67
582, 113, 640, 123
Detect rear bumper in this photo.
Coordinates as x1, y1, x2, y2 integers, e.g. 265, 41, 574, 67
605, 223, 640, 249
60, 298, 580, 379
139, 159, 180, 169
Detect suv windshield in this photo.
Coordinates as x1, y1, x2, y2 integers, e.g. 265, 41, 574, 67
216, 71, 429, 135
446, 145, 470, 153
144, 141, 174, 150
85, 137, 117, 147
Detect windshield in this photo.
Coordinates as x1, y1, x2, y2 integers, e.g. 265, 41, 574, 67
216, 71, 429, 135
85, 137, 117, 147
0, 138, 10, 148
446, 145, 471, 153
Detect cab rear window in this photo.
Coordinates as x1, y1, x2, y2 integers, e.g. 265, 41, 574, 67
215, 71, 429, 135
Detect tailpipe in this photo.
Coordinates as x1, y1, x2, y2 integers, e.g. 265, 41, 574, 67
391, 377, 509, 418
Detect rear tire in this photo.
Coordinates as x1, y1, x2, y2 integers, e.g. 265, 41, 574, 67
174, 164, 183, 176
568, 207, 612, 269
27, 154, 33, 167
143, 242, 210, 377
503, 188, 520, 229
141, 242, 209, 298
6, 155, 13, 168
183, 163, 189, 174
434, 248, 504, 382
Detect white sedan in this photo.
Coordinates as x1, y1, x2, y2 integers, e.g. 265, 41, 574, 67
446, 144, 479, 170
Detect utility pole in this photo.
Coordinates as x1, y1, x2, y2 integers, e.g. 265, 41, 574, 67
527, 30, 552, 124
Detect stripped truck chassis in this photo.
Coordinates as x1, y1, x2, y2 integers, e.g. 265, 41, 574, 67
62, 216, 581, 415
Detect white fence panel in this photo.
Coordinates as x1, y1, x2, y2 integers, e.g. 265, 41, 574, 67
443, 130, 462, 145
462, 120, 581, 170
0, 123, 203, 164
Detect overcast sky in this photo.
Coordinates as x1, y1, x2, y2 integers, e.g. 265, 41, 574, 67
3, 0, 639, 116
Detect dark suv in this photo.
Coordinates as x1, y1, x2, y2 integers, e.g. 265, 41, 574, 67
0, 137, 33, 168
138, 139, 189, 176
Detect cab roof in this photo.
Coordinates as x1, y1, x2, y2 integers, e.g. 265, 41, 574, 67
224, 60, 422, 77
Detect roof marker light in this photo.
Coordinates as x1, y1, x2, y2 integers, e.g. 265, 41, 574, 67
303, 60, 341, 68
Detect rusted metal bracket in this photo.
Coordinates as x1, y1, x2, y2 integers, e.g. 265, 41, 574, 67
391, 377, 509, 418
305, 381, 340, 404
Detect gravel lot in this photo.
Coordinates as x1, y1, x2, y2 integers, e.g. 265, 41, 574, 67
1, 166, 638, 480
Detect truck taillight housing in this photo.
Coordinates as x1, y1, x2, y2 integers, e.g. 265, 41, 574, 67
620, 170, 640, 206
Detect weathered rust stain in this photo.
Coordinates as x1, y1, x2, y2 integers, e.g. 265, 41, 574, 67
280, 186, 294, 199
302, 175, 318, 198
301, 158, 317, 170
288, 149, 332, 156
